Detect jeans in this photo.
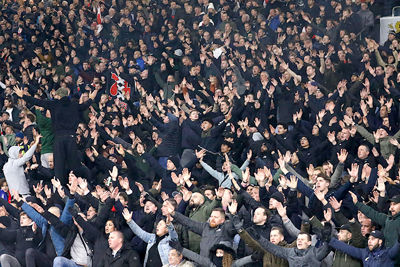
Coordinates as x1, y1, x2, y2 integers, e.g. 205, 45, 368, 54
53, 257, 81, 267
0, 254, 21, 267
25, 248, 53, 267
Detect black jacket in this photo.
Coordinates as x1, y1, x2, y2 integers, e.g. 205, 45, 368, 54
99, 245, 142, 267
0, 226, 42, 267
22, 95, 92, 136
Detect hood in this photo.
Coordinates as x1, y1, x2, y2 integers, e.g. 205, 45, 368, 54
8, 146, 21, 159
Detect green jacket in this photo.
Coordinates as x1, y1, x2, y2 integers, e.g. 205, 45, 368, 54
35, 109, 54, 154
356, 125, 400, 159
185, 198, 220, 253
356, 202, 400, 247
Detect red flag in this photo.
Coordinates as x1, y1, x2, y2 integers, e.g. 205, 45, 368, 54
110, 73, 131, 100
97, 6, 102, 25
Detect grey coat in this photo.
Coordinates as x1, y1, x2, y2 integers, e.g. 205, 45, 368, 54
172, 212, 236, 258
257, 236, 330, 267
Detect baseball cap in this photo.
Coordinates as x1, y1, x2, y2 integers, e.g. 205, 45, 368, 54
55, 87, 69, 98
389, 195, 400, 204
367, 230, 384, 240
336, 224, 352, 233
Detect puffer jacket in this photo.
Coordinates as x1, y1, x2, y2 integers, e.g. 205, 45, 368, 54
330, 238, 400, 267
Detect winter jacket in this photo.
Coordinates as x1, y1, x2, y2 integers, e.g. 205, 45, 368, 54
239, 229, 295, 267
355, 202, 400, 247
356, 125, 400, 159
126, 219, 178, 266
200, 159, 249, 188
172, 212, 236, 258
150, 113, 180, 157
3, 143, 37, 195
256, 236, 330, 267
34, 109, 54, 154
99, 244, 142, 267
185, 198, 220, 254
0, 226, 42, 266
182, 248, 253, 267
21, 198, 74, 256
329, 238, 400, 267
22, 95, 93, 136
181, 119, 201, 150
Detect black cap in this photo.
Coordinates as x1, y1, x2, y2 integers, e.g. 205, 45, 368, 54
270, 191, 284, 203
336, 224, 352, 233
367, 230, 384, 240
389, 195, 400, 204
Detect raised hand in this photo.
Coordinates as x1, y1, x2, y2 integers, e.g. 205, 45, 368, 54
122, 208, 133, 222
347, 163, 359, 182
349, 191, 358, 204
109, 166, 118, 181
287, 175, 298, 189
323, 208, 332, 222
337, 149, 348, 163
228, 199, 238, 215
329, 196, 342, 211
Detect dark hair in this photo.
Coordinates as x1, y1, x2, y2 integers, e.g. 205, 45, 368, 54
298, 231, 311, 241
165, 198, 177, 209
26, 113, 36, 123
271, 226, 284, 236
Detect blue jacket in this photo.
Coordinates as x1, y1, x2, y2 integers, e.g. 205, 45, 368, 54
126, 219, 178, 266
329, 238, 400, 267
22, 198, 75, 255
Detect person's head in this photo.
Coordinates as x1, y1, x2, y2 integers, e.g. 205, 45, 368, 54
367, 231, 384, 251
162, 198, 177, 216
209, 208, 225, 228
360, 218, 374, 236
357, 144, 370, 160
144, 200, 158, 214
315, 173, 330, 192
296, 232, 312, 250
270, 227, 285, 245
337, 225, 352, 242
299, 136, 310, 148
168, 249, 183, 265
86, 205, 97, 220
108, 231, 124, 251
19, 212, 33, 227
156, 218, 169, 237
105, 219, 117, 234
203, 187, 216, 200
189, 110, 199, 121
201, 119, 214, 131
119, 192, 129, 206
389, 195, 400, 216
189, 192, 205, 208
0, 179, 8, 193
276, 123, 287, 135
247, 205, 266, 225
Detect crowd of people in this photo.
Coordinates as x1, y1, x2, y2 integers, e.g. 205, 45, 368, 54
0, 0, 399, 266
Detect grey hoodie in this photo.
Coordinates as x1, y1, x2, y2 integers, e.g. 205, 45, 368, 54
3, 143, 37, 195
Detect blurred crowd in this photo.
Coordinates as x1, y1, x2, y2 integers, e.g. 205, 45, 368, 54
0, 0, 400, 266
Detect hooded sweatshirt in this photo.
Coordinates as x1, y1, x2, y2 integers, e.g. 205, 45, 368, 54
3, 143, 37, 195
